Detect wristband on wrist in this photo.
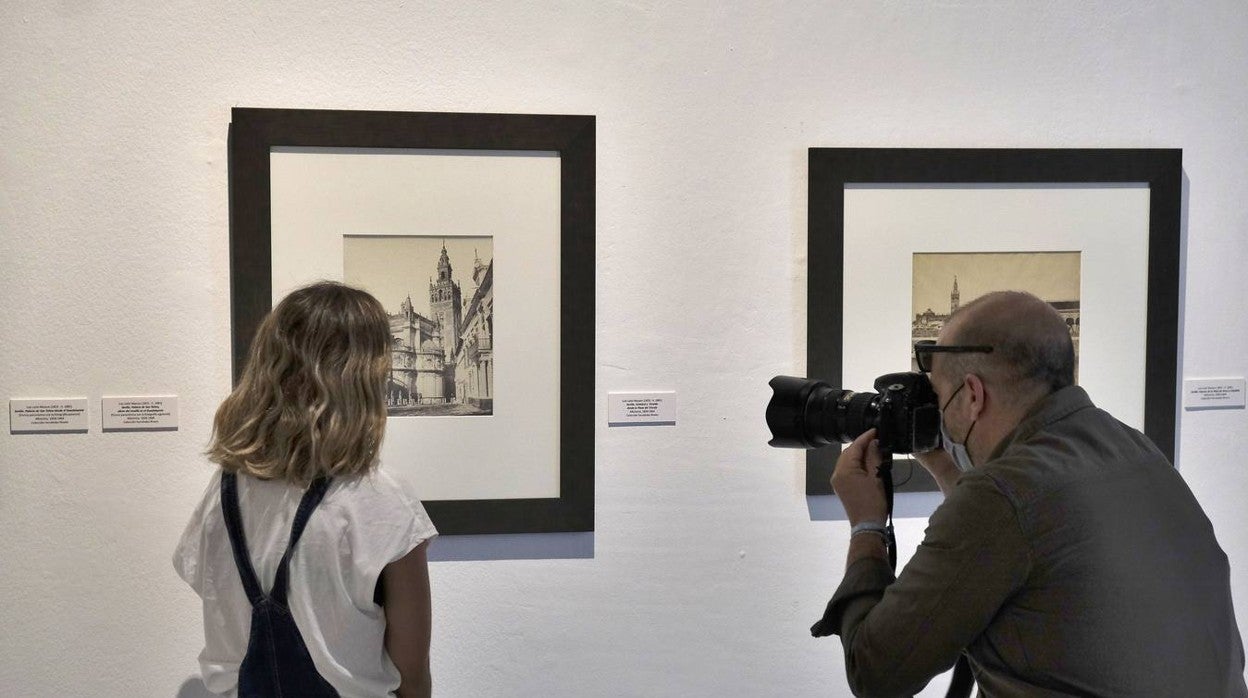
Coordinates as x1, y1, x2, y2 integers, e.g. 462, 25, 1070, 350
850, 520, 886, 535
850, 521, 889, 545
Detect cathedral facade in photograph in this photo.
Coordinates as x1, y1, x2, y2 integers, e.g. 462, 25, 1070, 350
380, 241, 494, 417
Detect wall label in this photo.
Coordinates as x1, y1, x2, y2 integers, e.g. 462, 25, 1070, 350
1183, 378, 1246, 410
102, 395, 179, 432
608, 391, 677, 426
9, 398, 89, 434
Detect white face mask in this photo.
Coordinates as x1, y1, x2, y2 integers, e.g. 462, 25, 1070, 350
940, 383, 976, 472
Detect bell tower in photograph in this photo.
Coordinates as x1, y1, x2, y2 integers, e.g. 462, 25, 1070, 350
429, 241, 463, 356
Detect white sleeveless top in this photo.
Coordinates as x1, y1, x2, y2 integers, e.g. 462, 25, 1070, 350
173, 466, 437, 697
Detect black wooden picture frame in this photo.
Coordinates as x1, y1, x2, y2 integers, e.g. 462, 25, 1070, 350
806, 148, 1182, 495
227, 107, 595, 534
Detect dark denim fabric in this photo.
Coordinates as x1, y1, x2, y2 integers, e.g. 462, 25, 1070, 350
221, 472, 340, 698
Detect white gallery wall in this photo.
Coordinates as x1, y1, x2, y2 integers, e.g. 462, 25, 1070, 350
2, 2, 1246, 696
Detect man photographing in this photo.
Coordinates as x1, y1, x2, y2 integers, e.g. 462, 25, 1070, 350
825, 291, 1247, 697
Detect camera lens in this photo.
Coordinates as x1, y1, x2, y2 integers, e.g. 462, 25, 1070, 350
767, 372, 940, 454
766, 376, 883, 449
766, 376, 836, 448
831, 391, 881, 444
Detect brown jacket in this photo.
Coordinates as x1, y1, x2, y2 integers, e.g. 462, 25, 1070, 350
825, 386, 1248, 697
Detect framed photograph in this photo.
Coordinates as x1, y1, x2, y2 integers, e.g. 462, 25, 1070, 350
228, 107, 595, 534
807, 148, 1181, 495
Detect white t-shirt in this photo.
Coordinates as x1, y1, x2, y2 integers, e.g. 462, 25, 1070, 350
173, 466, 437, 698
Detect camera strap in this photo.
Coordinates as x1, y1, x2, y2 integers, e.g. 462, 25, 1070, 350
947, 657, 975, 697
879, 452, 975, 698
878, 451, 898, 571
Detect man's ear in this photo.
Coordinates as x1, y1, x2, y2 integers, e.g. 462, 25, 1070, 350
965, 373, 987, 420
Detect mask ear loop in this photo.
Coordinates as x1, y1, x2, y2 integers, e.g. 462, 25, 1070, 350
940, 381, 966, 413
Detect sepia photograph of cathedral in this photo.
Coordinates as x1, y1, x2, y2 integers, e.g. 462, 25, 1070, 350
912, 251, 1081, 378
344, 235, 494, 417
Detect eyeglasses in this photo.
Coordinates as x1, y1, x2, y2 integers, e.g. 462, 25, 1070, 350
913, 339, 994, 374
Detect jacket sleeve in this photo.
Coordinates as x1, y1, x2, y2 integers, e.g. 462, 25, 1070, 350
821, 473, 1031, 698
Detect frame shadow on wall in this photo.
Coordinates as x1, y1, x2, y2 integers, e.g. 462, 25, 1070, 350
428, 531, 594, 561
177, 678, 215, 698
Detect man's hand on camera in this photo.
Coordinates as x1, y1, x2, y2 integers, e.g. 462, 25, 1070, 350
831, 428, 888, 526
913, 448, 960, 498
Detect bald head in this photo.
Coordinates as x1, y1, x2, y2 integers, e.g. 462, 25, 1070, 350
937, 291, 1075, 401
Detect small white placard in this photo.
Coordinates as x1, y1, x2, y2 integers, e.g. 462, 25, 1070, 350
9, 398, 89, 434
608, 391, 677, 426
1183, 379, 1246, 410
102, 395, 179, 431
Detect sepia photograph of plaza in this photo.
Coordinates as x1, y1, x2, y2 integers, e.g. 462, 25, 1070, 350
911, 251, 1081, 378
344, 235, 494, 417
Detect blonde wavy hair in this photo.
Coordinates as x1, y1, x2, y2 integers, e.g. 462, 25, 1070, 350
208, 281, 391, 485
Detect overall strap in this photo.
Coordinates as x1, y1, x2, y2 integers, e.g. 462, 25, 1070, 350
221, 472, 334, 607
220, 471, 265, 606
269, 476, 332, 606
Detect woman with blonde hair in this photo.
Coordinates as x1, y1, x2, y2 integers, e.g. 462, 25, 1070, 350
175, 281, 436, 697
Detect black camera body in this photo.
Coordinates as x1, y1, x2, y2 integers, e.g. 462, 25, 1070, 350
767, 372, 941, 455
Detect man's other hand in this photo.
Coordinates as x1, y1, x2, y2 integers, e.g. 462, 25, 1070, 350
913, 447, 961, 497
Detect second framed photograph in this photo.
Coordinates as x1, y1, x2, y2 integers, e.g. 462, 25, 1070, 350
228, 108, 595, 534
807, 148, 1182, 495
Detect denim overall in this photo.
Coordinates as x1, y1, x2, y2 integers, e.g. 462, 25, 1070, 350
221, 471, 339, 697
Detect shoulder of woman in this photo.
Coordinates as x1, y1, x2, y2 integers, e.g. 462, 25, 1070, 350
328, 467, 438, 551
333, 466, 426, 512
